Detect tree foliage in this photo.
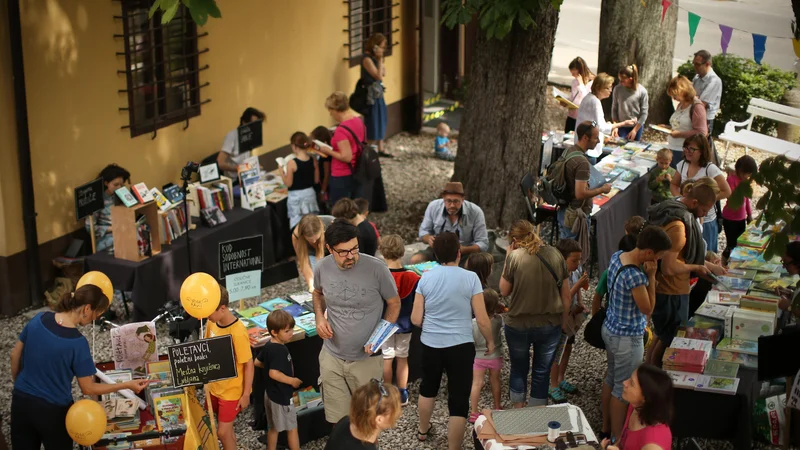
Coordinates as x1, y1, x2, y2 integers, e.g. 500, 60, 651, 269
149, 0, 221, 26
729, 156, 800, 259
441, 0, 563, 37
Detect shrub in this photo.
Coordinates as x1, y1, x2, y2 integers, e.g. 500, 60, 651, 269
676, 54, 796, 136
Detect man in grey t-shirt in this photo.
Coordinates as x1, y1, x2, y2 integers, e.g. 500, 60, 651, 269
312, 219, 400, 423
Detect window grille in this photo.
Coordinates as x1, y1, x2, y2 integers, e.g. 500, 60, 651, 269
344, 0, 400, 67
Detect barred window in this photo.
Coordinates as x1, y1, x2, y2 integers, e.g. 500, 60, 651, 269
346, 0, 399, 68
118, 0, 209, 138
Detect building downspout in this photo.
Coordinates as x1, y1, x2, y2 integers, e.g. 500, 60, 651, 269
7, 0, 42, 307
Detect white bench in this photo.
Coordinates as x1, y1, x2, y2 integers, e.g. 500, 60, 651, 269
719, 98, 800, 163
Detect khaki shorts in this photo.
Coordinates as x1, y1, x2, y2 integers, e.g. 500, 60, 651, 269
318, 347, 383, 423
381, 333, 412, 359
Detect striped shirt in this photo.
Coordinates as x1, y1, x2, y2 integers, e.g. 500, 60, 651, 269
603, 251, 648, 336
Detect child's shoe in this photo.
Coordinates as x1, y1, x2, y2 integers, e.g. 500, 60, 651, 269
399, 388, 409, 406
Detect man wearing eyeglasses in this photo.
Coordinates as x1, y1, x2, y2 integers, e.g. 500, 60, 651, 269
411, 181, 489, 266
691, 50, 722, 152
312, 219, 401, 424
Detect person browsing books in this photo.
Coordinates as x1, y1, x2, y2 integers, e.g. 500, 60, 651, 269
602, 364, 674, 450
411, 182, 488, 266
601, 226, 671, 441
312, 220, 400, 424
10, 285, 149, 450
563, 57, 595, 133
411, 232, 495, 450
611, 65, 648, 141
721, 155, 757, 263
665, 76, 708, 168
205, 286, 255, 450
324, 380, 402, 450
282, 132, 320, 229
217, 107, 266, 179
331, 198, 379, 256
255, 310, 303, 450
575, 73, 636, 145
292, 215, 327, 292
86, 164, 131, 254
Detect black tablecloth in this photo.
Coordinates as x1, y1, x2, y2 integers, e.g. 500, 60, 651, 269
85, 207, 282, 321
592, 175, 652, 273
672, 367, 758, 449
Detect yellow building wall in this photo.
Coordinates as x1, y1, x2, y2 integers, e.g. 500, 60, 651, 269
0, 0, 413, 256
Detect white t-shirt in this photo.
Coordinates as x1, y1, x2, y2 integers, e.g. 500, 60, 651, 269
668, 104, 692, 151
677, 160, 723, 222
220, 129, 252, 179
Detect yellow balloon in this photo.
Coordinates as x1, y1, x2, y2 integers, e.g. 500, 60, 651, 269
66, 399, 107, 446
180, 272, 221, 319
76, 271, 114, 303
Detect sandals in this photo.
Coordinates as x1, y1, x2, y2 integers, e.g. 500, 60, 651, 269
559, 380, 578, 394
549, 387, 567, 403
468, 412, 481, 424
418, 423, 434, 441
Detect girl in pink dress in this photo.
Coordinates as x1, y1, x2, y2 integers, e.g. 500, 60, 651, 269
602, 364, 673, 450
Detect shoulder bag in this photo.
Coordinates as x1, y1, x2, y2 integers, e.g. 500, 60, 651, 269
583, 263, 640, 350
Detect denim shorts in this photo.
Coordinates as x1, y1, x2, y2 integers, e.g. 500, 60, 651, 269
602, 325, 644, 401
652, 293, 689, 345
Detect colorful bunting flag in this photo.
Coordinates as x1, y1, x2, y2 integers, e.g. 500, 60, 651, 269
688, 12, 701, 46
661, 0, 671, 24
752, 34, 767, 64
719, 25, 733, 55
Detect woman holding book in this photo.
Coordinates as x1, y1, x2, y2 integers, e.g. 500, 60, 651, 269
86, 164, 130, 254
292, 215, 326, 291
282, 132, 320, 229
602, 364, 674, 450
10, 285, 149, 449
564, 57, 595, 133
576, 73, 636, 141
669, 134, 731, 253
317, 92, 367, 206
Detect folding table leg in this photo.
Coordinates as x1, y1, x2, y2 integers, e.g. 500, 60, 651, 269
120, 291, 131, 318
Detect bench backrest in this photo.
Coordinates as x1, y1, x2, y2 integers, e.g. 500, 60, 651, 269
747, 98, 800, 127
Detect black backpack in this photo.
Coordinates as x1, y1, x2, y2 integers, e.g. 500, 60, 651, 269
349, 79, 370, 116
339, 123, 381, 183
540, 150, 585, 206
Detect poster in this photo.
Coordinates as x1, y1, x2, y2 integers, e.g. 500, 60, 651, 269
110, 321, 158, 376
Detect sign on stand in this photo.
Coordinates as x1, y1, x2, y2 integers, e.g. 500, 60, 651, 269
219, 235, 264, 278
237, 120, 263, 153
75, 178, 105, 220
168, 336, 237, 388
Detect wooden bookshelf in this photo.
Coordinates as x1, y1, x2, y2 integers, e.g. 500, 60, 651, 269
186, 175, 234, 217
157, 201, 190, 245
110, 202, 161, 262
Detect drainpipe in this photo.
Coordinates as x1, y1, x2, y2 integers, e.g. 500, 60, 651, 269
7, 0, 43, 307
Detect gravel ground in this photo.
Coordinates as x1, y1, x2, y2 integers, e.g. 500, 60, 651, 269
0, 100, 791, 449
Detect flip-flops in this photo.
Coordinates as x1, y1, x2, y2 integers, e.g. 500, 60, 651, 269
559, 380, 578, 394
418, 423, 434, 441
468, 412, 481, 424
549, 386, 567, 403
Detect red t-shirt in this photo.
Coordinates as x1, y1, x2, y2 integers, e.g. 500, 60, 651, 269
330, 117, 365, 177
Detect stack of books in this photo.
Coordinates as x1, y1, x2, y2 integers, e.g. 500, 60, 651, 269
233, 297, 318, 346
195, 183, 232, 211
662, 347, 708, 373
158, 203, 187, 245
292, 387, 323, 411
102, 369, 141, 433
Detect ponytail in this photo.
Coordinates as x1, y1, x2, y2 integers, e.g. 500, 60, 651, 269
507, 220, 544, 256
619, 64, 639, 88
55, 284, 109, 313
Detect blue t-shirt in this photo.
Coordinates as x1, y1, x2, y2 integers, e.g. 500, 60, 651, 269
603, 251, 648, 336
416, 265, 482, 348
15, 312, 96, 406
435, 136, 449, 153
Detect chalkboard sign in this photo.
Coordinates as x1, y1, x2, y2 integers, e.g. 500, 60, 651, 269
167, 335, 237, 387
219, 235, 264, 278
237, 120, 263, 153
75, 178, 105, 220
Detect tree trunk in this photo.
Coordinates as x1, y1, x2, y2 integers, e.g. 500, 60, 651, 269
597, 0, 678, 125
452, 6, 560, 229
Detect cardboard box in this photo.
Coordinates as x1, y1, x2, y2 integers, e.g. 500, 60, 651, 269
731, 308, 776, 341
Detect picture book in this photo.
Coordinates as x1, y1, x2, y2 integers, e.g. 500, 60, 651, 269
237, 306, 269, 319
670, 337, 713, 355
665, 370, 700, 390
294, 313, 318, 337
102, 370, 133, 402
104, 398, 139, 421
282, 303, 308, 318
260, 298, 291, 311
662, 348, 707, 373
115, 186, 139, 207
753, 272, 782, 283
711, 349, 758, 369
552, 86, 579, 109
736, 229, 770, 249
715, 276, 752, 292
289, 292, 312, 304
649, 124, 672, 134
146, 361, 170, 375
694, 375, 740, 395
675, 326, 721, 346
132, 183, 155, 204
405, 261, 440, 276
740, 296, 780, 313
110, 321, 158, 376
694, 302, 731, 321
731, 308, 776, 340
612, 179, 632, 191
366, 320, 400, 353
311, 140, 333, 153
725, 269, 757, 281
248, 327, 271, 347
290, 325, 306, 342
593, 196, 610, 207
147, 386, 182, 417
248, 313, 269, 329
275, 155, 296, 175
162, 185, 184, 204
149, 188, 172, 212
153, 394, 185, 432
704, 360, 740, 378
146, 371, 172, 389
728, 246, 762, 262
740, 259, 780, 272
754, 277, 798, 293
717, 337, 758, 356
706, 290, 742, 306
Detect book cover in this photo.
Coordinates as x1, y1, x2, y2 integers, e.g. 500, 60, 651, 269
711, 349, 758, 369
740, 260, 780, 272
102, 370, 133, 402
260, 298, 291, 311
248, 314, 269, 329
115, 186, 139, 207
704, 360, 740, 378
716, 276, 752, 292
665, 370, 700, 390
153, 394, 185, 432
671, 337, 714, 354
366, 320, 400, 353
706, 290, 742, 306
146, 371, 172, 389
162, 185, 184, 204
237, 306, 269, 319
753, 277, 797, 292
694, 375, 739, 395
725, 269, 757, 280
694, 302, 731, 321
731, 308, 776, 340
282, 303, 308, 318
662, 348, 708, 366
132, 183, 154, 203
752, 272, 781, 284
114, 398, 138, 419
110, 322, 158, 376
717, 337, 758, 356
728, 246, 762, 262
146, 361, 170, 375
294, 313, 318, 337
404, 261, 440, 276
649, 124, 672, 134
736, 229, 770, 249
739, 296, 779, 313
149, 188, 172, 212
289, 292, 312, 304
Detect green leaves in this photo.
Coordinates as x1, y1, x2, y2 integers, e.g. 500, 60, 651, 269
441, 0, 563, 39
149, 0, 221, 26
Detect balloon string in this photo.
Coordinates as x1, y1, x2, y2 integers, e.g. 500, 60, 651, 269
92, 319, 96, 362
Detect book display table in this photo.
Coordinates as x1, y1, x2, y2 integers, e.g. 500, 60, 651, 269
86, 203, 292, 321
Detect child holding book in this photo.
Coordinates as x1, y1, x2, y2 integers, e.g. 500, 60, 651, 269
282, 132, 320, 229
206, 286, 254, 450
469, 288, 505, 423
721, 155, 757, 264
647, 148, 676, 204
550, 239, 588, 402
434, 123, 456, 161
355, 198, 381, 241
378, 235, 420, 406
255, 310, 303, 450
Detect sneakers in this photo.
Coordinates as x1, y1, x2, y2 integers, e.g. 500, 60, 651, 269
548, 387, 567, 403
558, 380, 577, 394
399, 388, 409, 406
